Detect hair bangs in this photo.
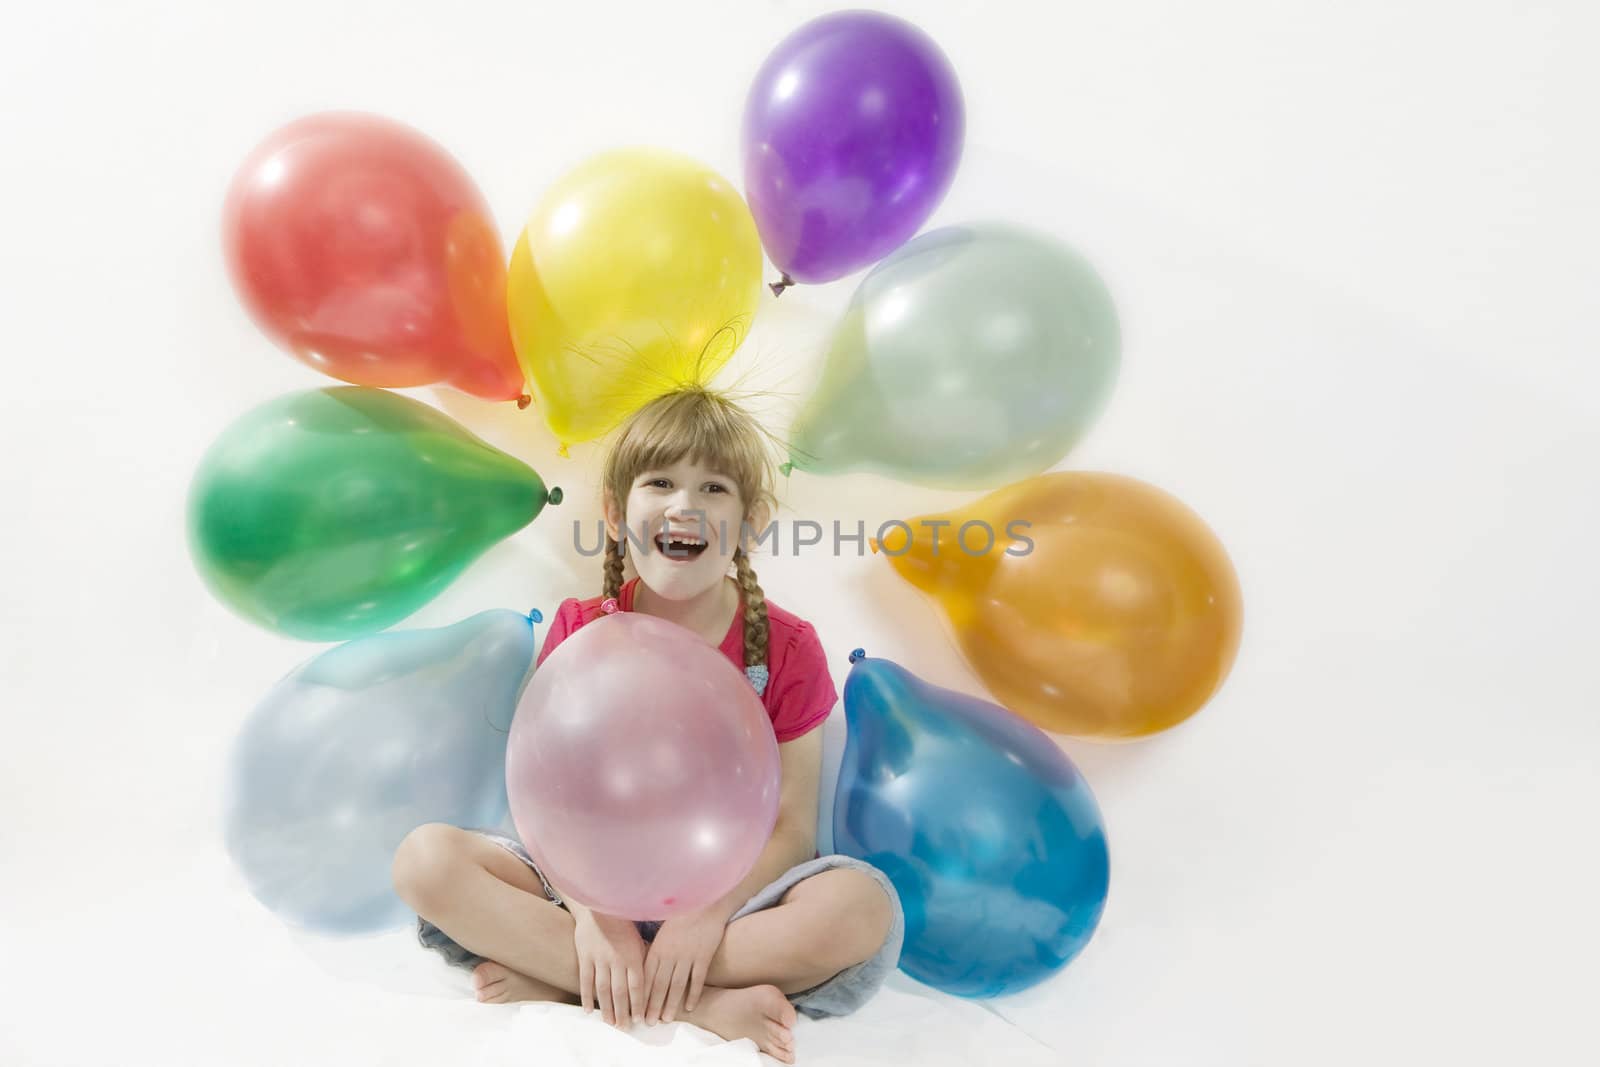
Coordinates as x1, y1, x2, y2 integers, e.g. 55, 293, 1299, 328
603, 387, 777, 517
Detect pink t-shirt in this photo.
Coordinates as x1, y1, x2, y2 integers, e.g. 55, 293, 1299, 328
535, 578, 837, 743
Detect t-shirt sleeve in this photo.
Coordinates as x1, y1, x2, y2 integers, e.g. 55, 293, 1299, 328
535, 598, 583, 668
768, 621, 838, 743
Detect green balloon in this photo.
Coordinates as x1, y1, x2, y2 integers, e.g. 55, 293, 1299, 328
787, 224, 1120, 489
189, 387, 560, 641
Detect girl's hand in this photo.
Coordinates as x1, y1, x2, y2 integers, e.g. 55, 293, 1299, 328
642, 908, 729, 1024
573, 911, 648, 1028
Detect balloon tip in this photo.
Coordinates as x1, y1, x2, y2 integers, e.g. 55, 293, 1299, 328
849, 648, 866, 664
779, 461, 794, 478
768, 273, 795, 297
867, 538, 880, 555
516, 394, 532, 410
528, 608, 544, 624
548, 486, 564, 505
557, 442, 571, 459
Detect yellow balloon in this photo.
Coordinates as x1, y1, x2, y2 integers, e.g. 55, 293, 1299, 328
878, 472, 1243, 741
507, 148, 763, 447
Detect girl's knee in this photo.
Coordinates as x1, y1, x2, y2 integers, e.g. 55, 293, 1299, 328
841, 872, 895, 961
391, 823, 470, 912
792, 868, 896, 967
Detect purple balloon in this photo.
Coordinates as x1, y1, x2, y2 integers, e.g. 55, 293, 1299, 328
742, 11, 965, 285
506, 613, 781, 920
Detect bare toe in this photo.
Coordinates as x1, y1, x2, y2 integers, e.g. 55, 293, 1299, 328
472, 961, 508, 993
471, 961, 574, 1005
769, 1021, 795, 1059
751, 986, 797, 1061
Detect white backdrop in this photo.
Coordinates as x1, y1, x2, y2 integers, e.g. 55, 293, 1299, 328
3, 2, 1597, 1065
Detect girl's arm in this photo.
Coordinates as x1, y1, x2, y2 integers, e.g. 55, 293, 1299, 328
701, 726, 824, 920
553, 872, 650, 1026
541, 867, 597, 926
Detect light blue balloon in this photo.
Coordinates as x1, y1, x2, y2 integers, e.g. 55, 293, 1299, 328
787, 223, 1120, 489
833, 651, 1110, 997
224, 609, 538, 933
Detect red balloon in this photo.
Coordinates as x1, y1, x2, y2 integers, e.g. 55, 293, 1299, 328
222, 112, 525, 401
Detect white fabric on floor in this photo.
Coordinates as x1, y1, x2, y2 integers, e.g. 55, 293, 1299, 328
294, 915, 1060, 1067
462, 976, 1057, 1067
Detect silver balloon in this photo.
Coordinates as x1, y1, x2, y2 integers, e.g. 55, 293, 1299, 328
787, 223, 1120, 489
224, 609, 537, 933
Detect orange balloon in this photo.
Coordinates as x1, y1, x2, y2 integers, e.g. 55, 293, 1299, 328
878, 472, 1242, 740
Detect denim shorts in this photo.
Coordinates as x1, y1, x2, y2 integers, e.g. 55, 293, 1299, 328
417, 829, 905, 1019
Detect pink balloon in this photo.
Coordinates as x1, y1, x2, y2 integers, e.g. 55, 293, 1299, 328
506, 614, 781, 920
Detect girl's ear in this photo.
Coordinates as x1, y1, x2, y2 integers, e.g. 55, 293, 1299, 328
603, 495, 623, 542
742, 500, 773, 549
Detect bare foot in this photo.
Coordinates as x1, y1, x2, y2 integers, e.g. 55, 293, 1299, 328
680, 985, 798, 1064
472, 960, 577, 1005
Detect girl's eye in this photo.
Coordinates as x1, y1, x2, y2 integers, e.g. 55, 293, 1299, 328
648, 478, 670, 488
705, 483, 728, 494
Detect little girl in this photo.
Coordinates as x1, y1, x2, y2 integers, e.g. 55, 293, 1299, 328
393, 387, 905, 1064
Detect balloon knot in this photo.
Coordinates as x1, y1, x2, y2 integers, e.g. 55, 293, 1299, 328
849, 648, 866, 664
528, 608, 544, 624
768, 272, 795, 297
779, 461, 794, 477
867, 538, 880, 555
516, 393, 532, 410
557, 442, 571, 459
548, 486, 564, 505
601, 597, 620, 615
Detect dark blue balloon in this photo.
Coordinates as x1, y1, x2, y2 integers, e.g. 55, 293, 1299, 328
832, 652, 1110, 997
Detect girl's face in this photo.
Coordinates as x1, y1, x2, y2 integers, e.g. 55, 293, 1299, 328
606, 457, 753, 601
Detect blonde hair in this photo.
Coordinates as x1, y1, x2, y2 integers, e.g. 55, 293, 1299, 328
601, 387, 780, 669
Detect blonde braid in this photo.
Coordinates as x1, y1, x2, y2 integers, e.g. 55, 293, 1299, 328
732, 546, 770, 669
602, 536, 625, 600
